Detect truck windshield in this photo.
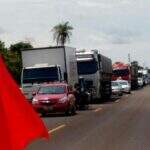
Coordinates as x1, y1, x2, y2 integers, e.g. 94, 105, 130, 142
23, 67, 59, 84
113, 69, 129, 77
77, 60, 98, 75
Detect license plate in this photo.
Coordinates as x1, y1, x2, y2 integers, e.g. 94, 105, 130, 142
42, 101, 50, 103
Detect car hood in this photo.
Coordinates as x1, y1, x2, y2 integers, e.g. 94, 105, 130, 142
112, 86, 120, 90
35, 94, 67, 101
121, 85, 130, 88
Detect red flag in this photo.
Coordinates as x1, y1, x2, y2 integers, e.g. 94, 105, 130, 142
0, 55, 49, 150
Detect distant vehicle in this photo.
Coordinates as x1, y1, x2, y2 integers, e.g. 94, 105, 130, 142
112, 61, 138, 90
117, 80, 131, 94
112, 62, 131, 83
130, 61, 139, 89
32, 83, 76, 116
138, 78, 144, 87
138, 70, 144, 87
143, 69, 149, 85
111, 81, 123, 96
76, 50, 112, 100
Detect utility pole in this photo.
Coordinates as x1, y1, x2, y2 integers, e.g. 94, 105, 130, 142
128, 53, 131, 64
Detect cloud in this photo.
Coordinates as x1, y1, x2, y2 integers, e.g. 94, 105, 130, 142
0, 27, 5, 35
0, 0, 150, 66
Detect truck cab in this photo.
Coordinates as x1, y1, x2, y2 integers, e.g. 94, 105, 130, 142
21, 64, 63, 99
76, 50, 100, 99
76, 50, 112, 100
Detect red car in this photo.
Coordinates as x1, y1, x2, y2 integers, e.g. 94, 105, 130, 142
32, 83, 76, 116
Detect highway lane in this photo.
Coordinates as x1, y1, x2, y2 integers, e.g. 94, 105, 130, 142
28, 86, 150, 150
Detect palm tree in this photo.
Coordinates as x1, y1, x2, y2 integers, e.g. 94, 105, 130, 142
52, 21, 73, 46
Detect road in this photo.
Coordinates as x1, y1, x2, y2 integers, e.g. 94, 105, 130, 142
28, 86, 150, 150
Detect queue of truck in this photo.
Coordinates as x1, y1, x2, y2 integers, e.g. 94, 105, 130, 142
20, 46, 150, 116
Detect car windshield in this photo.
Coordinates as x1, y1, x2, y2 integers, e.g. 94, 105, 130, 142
119, 82, 128, 86
112, 82, 119, 86
22, 84, 39, 93
38, 86, 66, 94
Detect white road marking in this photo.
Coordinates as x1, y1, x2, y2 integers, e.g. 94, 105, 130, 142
48, 124, 66, 134
93, 107, 103, 112
115, 100, 120, 103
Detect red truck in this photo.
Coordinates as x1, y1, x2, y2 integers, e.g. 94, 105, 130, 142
112, 62, 131, 83
112, 61, 139, 90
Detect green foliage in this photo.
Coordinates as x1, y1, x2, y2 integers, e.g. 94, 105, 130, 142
0, 41, 10, 67
52, 21, 73, 46
0, 41, 33, 84
10, 42, 33, 54
0, 41, 8, 56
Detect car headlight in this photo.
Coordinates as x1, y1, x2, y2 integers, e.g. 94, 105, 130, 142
32, 98, 39, 104
59, 96, 68, 103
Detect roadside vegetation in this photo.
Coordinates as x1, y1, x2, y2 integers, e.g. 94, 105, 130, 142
0, 41, 33, 84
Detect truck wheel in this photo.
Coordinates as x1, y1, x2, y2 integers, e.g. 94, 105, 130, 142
41, 112, 46, 117
118, 92, 123, 96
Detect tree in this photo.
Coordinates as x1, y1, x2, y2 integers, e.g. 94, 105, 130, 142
10, 42, 33, 54
52, 21, 73, 46
0, 41, 10, 66
0, 41, 8, 56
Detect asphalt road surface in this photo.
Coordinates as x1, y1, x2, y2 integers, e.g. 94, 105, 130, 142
28, 86, 150, 150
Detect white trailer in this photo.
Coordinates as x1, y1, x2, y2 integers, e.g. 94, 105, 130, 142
21, 46, 78, 88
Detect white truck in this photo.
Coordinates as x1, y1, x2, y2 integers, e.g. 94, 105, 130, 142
138, 69, 149, 86
143, 69, 149, 85
21, 46, 78, 90
138, 69, 144, 87
76, 50, 112, 100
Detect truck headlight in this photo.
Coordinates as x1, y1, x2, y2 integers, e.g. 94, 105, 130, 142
32, 98, 39, 104
59, 96, 67, 103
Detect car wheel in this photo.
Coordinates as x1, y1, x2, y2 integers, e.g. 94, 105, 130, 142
128, 91, 131, 94
118, 92, 123, 96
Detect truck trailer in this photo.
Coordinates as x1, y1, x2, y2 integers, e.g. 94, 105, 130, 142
130, 61, 139, 89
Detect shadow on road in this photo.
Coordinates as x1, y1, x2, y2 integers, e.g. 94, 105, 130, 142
90, 96, 120, 105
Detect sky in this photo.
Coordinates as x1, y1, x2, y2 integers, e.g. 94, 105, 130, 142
0, 0, 150, 67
